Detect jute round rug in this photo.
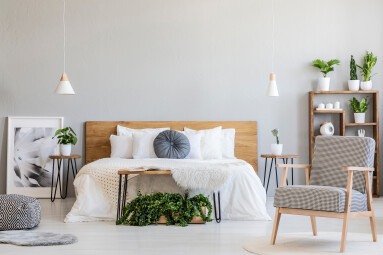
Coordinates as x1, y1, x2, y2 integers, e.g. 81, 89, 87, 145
243, 232, 380, 255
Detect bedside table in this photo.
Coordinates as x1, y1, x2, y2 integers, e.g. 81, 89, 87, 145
49, 155, 81, 202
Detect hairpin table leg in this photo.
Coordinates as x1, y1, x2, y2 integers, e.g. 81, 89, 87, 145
213, 191, 221, 223
117, 174, 122, 221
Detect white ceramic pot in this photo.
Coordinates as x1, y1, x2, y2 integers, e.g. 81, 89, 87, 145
318, 77, 330, 91
354, 113, 366, 124
361, 80, 372, 91
320, 122, 334, 136
271, 144, 283, 156
60, 144, 72, 156
348, 80, 360, 91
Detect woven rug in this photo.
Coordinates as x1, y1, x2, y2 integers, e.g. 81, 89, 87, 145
243, 232, 380, 255
0, 231, 77, 246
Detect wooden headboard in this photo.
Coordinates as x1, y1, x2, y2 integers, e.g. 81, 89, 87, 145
85, 121, 258, 172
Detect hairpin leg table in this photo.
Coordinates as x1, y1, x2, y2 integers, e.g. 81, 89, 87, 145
49, 155, 81, 202
260, 154, 299, 194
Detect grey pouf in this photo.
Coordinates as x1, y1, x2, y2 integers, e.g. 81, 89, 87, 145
0, 194, 41, 231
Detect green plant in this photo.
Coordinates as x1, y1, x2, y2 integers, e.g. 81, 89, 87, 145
349, 97, 369, 113
116, 191, 212, 227
350, 55, 358, 80
271, 128, 280, 144
53, 127, 77, 145
312, 59, 340, 77
356, 51, 377, 81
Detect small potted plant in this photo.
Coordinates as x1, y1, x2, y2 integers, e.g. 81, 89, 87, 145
312, 59, 340, 91
271, 128, 282, 155
53, 127, 77, 156
349, 97, 369, 123
348, 55, 359, 91
357, 51, 377, 91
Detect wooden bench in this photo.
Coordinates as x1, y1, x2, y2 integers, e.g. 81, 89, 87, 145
117, 169, 221, 223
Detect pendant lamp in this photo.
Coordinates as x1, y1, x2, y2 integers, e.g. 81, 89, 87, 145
55, 0, 75, 95
266, 0, 279, 97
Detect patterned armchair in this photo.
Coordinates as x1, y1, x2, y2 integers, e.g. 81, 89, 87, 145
271, 136, 377, 253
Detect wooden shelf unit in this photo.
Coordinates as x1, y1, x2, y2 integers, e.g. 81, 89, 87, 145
309, 91, 379, 197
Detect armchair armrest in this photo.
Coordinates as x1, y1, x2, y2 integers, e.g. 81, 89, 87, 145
342, 166, 374, 172
276, 164, 311, 186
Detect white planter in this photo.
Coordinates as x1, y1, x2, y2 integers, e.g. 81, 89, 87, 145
60, 144, 72, 156
320, 122, 334, 136
361, 80, 372, 91
271, 144, 283, 156
318, 77, 330, 91
348, 80, 360, 91
354, 113, 366, 124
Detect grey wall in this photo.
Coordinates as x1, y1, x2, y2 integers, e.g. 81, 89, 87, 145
1, 0, 383, 196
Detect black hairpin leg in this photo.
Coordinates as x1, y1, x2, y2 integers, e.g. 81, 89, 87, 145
60, 159, 71, 199
213, 191, 221, 223
51, 159, 63, 202
263, 158, 268, 186
117, 174, 122, 220
117, 174, 128, 221
266, 158, 274, 193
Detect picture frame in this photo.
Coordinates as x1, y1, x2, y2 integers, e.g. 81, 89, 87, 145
7, 117, 64, 198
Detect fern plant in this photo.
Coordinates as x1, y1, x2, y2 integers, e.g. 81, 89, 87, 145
312, 59, 340, 77
356, 51, 377, 81
349, 97, 369, 113
350, 55, 358, 80
116, 191, 212, 227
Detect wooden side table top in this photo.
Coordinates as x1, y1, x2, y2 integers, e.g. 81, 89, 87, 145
49, 155, 81, 159
260, 154, 299, 159
118, 169, 171, 175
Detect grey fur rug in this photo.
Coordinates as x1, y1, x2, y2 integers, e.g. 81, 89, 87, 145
0, 231, 77, 246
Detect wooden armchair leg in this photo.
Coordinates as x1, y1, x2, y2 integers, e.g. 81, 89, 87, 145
270, 208, 282, 245
310, 216, 317, 236
370, 213, 377, 242
340, 215, 350, 253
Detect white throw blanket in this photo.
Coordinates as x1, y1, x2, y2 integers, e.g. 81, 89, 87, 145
65, 158, 271, 222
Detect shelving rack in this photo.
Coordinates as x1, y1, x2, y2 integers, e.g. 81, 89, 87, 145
309, 90, 379, 197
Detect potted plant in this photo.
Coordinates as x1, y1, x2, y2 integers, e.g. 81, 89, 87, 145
349, 97, 369, 123
53, 127, 77, 156
348, 55, 359, 91
312, 59, 340, 91
271, 128, 282, 155
357, 51, 377, 91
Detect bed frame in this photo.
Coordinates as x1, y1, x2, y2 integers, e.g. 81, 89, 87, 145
85, 121, 258, 172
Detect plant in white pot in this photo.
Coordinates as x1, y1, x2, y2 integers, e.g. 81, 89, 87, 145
348, 55, 360, 91
53, 127, 77, 156
349, 97, 369, 124
357, 51, 377, 91
312, 59, 340, 91
271, 128, 282, 156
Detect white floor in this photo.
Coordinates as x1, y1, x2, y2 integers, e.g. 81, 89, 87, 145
1, 197, 382, 255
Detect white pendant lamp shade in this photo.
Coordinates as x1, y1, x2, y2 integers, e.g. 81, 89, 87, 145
55, 73, 75, 95
267, 73, 279, 97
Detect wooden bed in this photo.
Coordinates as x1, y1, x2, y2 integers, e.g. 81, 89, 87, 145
85, 121, 258, 172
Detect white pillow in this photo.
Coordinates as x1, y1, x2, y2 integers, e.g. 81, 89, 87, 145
110, 135, 133, 159
222, 129, 235, 159
180, 132, 203, 159
183, 126, 222, 160
132, 132, 158, 159
117, 125, 169, 136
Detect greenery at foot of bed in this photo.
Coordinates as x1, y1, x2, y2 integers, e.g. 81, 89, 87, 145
116, 192, 212, 227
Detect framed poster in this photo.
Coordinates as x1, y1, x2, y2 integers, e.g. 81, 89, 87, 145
7, 117, 64, 198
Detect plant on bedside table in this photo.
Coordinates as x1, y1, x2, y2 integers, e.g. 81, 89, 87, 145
53, 127, 77, 156
312, 59, 340, 91
271, 128, 283, 156
116, 192, 212, 227
349, 97, 369, 124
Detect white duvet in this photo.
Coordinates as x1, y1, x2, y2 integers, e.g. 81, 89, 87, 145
65, 158, 271, 222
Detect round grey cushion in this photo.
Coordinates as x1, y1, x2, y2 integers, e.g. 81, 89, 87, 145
154, 130, 190, 159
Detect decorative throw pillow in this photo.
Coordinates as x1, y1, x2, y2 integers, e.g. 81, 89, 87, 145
153, 130, 190, 159
117, 125, 169, 136
222, 129, 235, 159
181, 132, 203, 159
132, 133, 158, 159
110, 135, 133, 158
183, 126, 223, 160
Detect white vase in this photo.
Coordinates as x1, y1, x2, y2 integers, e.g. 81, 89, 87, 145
361, 80, 372, 91
354, 113, 366, 124
348, 80, 360, 91
320, 122, 334, 136
60, 144, 72, 156
271, 144, 283, 156
318, 77, 330, 91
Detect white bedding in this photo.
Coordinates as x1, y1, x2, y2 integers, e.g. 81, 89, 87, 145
65, 158, 271, 222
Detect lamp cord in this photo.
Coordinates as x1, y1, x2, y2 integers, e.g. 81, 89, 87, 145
271, 0, 275, 73
63, 0, 66, 74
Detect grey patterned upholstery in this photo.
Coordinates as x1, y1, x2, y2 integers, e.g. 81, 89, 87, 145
274, 185, 367, 212
0, 194, 41, 230
274, 136, 375, 212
